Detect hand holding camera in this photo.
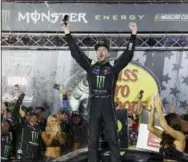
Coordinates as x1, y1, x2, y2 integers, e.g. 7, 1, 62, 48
137, 90, 144, 100
61, 15, 70, 35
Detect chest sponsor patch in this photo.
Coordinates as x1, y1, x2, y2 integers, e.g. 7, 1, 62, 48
92, 66, 100, 74
104, 66, 111, 75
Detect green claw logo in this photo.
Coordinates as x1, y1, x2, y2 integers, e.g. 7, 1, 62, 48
4, 145, 10, 157
96, 75, 105, 89
31, 131, 39, 143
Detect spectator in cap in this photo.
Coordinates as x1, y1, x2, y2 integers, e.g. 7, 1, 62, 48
70, 112, 88, 151
1, 119, 13, 162
59, 110, 72, 155
35, 107, 46, 131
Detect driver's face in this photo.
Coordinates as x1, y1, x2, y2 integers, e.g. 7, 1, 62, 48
96, 46, 109, 62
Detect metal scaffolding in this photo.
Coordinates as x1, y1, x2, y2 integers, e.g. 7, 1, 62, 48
1, 32, 188, 50
2, 0, 188, 3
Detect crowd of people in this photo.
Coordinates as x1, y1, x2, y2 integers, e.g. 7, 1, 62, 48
2, 84, 188, 162
1, 85, 88, 162
147, 94, 188, 161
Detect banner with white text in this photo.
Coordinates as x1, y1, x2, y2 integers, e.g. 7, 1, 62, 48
2, 3, 188, 32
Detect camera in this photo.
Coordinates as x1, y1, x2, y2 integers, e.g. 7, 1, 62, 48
137, 90, 144, 99
62, 14, 69, 25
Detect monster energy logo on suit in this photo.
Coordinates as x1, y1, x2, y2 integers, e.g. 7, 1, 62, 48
96, 75, 105, 89
31, 131, 39, 144
4, 145, 11, 157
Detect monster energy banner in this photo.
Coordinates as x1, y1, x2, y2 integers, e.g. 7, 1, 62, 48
2, 50, 188, 116
2, 3, 188, 32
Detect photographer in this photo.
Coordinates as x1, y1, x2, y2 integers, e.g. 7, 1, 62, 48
134, 90, 144, 116
128, 90, 144, 146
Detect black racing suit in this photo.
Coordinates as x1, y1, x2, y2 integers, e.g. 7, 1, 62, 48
13, 97, 43, 162
1, 132, 13, 162
65, 33, 136, 162
70, 117, 89, 151
16, 123, 43, 162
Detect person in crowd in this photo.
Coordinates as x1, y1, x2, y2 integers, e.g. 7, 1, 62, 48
59, 109, 72, 154
129, 90, 145, 128
148, 94, 186, 161
59, 87, 72, 154
1, 119, 13, 162
60, 88, 72, 114
134, 90, 144, 116
59, 88, 72, 134
59, 88, 74, 154
127, 90, 144, 146
12, 84, 22, 101
59, 110, 69, 125
41, 114, 65, 161
2, 108, 12, 121
23, 106, 33, 121
181, 116, 188, 136
35, 106, 46, 131
17, 113, 43, 162
1, 102, 15, 124
70, 112, 88, 151
12, 94, 43, 162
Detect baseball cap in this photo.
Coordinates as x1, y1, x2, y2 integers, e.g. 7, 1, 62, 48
94, 39, 110, 51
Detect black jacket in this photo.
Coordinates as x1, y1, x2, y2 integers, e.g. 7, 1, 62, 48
65, 34, 136, 98
12, 97, 43, 160
70, 118, 88, 146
